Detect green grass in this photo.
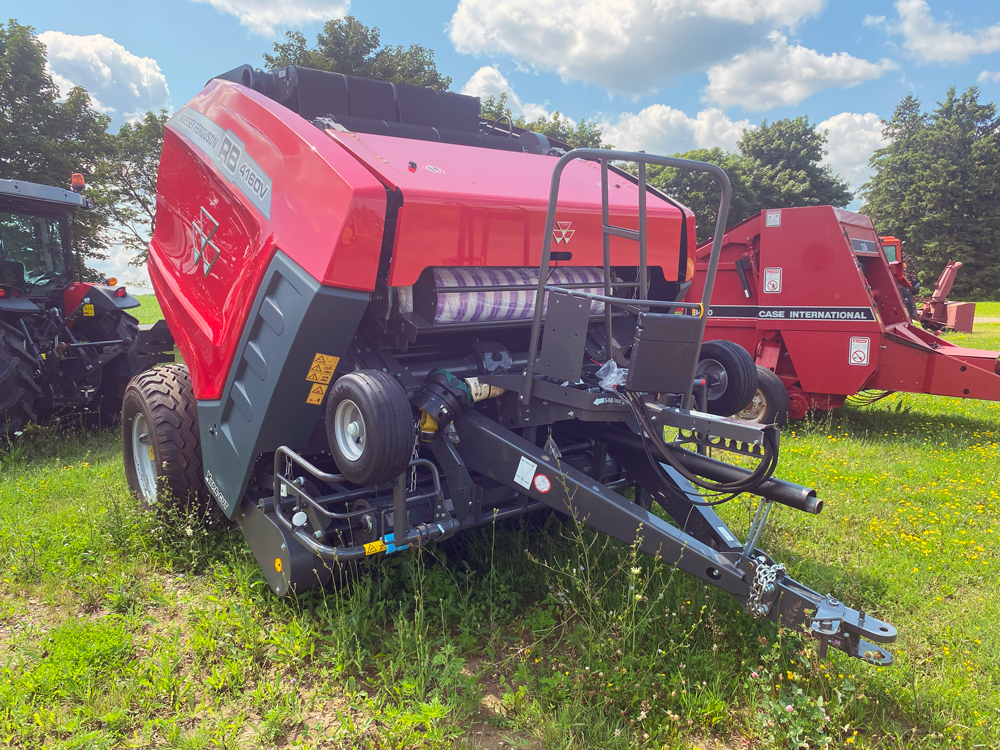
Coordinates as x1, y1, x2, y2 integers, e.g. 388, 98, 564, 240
0, 324, 996, 748
971, 301, 998, 318
132, 294, 163, 325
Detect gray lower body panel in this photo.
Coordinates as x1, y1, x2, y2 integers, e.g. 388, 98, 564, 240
197, 250, 369, 517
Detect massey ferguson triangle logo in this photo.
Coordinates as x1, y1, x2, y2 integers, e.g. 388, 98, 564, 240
553, 221, 575, 244
191, 206, 221, 278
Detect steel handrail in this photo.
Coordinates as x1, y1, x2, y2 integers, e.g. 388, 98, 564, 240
522, 149, 732, 403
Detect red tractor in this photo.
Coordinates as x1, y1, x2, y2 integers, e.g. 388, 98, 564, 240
0, 176, 172, 436
124, 64, 897, 665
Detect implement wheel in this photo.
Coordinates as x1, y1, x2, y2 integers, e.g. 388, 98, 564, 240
122, 363, 205, 510
696, 340, 757, 417
0, 326, 40, 437
326, 370, 414, 487
733, 366, 790, 426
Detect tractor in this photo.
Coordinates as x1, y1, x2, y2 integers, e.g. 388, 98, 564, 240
0, 175, 172, 436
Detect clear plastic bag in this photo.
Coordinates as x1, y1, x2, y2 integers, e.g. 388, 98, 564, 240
595, 360, 628, 390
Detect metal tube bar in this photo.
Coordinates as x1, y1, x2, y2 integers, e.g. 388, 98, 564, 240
601, 158, 613, 360
604, 226, 641, 240
544, 286, 701, 310
638, 161, 648, 300
523, 148, 732, 403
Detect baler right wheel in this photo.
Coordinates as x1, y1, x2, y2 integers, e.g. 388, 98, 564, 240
326, 370, 414, 487
0, 327, 40, 439
121, 363, 206, 510
733, 366, 790, 426
696, 340, 757, 417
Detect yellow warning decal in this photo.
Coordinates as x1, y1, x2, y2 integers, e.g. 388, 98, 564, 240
148, 445, 155, 461
306, 353, 339, 384
82, 304, 95, 317
274, 557, 283, 573
364, 540, 387, 556
306, 383, 327, 405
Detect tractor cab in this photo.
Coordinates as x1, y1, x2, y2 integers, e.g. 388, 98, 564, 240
0, 176, 88, 308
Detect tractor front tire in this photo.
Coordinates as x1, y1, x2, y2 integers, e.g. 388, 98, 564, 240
122, 363, 206, 511
0, 326, 40, 438
696, 340, 757, 417
732, 366, 790, 426
326, 370, 414, 487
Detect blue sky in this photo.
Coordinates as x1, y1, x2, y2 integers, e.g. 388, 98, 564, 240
11, 0, 998, 285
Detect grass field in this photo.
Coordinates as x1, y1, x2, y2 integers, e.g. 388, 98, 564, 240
0, 304, 996, 749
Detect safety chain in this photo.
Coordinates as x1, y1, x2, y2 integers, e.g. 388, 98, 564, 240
748, 558, 786, 618
408, 430, 421, 492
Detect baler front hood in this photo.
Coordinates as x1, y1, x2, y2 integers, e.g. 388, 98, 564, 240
324, 129, 689, 287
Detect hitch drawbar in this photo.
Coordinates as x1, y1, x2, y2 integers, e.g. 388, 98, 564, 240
260, 402, 895, 664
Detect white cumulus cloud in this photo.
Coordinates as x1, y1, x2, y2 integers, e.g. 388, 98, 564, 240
448, 0, 825, 96
978, 69, 1000, 84
189, 0, 349, 36
460, 66, 550, 121
601, 106, 753, 154
703, 33, 895, 111
817, 112, 886, 190
37, 31, 169, 121
887, 0, 999, 64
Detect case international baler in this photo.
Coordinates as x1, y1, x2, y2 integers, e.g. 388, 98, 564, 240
124, 64, 897, 665
688, 207, 999, 424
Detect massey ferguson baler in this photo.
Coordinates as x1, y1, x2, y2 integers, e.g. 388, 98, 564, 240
688, 207, 999, 422
125, 64, 897, 665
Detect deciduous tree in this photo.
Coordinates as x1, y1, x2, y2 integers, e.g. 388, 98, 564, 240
0, 19, 111, 277
264, 16, 451, 89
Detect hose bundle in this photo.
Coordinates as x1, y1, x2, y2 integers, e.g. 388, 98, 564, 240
619, 389, 779, 507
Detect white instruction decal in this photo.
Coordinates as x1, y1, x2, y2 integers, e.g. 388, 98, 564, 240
765, 209, 781, 227
514, 456, 538, 490
763, 267, 782, 293
849, 337, 870, 366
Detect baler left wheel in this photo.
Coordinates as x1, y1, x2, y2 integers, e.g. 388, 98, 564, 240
696, 340, 757, 417
122, 363, 207, 511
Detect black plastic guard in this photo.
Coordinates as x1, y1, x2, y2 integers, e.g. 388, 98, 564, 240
197, 251, 369, 518
235, 496, 332, 595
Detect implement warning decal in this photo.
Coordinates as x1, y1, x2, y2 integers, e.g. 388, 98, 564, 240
306, 353, 339, 384
306, 384, 327, 405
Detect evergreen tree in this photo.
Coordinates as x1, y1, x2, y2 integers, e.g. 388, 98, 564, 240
862, 87, 999, 299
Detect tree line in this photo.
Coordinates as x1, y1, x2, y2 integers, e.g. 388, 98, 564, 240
1, 17, 995, 298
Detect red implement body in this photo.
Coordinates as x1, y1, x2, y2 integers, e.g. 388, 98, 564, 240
151, 80, 689, 401
917, 261, 976, 333
688, 206, 999, 419
126, 65, 900, 665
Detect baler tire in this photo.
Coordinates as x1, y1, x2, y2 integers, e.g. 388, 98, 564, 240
697, 340, 757, 417
0, 326, 40, 439
121, 363, 207, 512
326, 370, 414, 487
733, 366, 790, 426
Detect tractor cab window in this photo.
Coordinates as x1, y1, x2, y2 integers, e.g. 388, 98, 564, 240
883, 243, 898, 263
0, 211, 70, 294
